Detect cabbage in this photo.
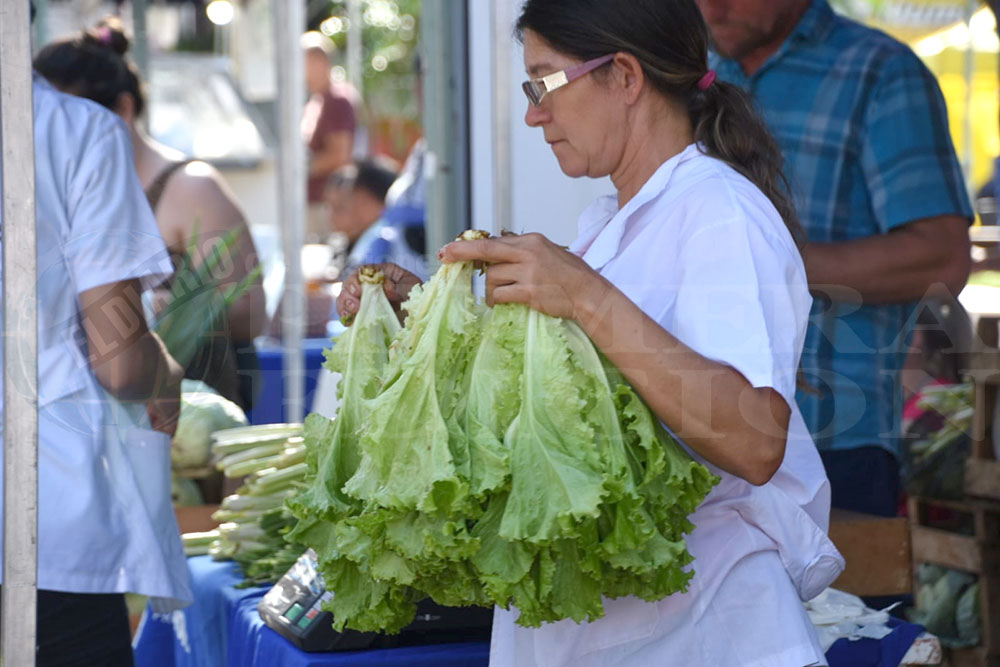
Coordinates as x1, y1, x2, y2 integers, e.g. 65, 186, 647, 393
171, 475, 204, 506
172, 379, 248, 468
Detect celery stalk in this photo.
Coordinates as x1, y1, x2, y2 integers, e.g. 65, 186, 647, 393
248, 462, 308, 496
215, 442, 288, 472
223, 453, 285, 479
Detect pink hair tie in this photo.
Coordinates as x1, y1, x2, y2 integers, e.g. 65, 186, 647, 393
96, 26, 112, 46
697, 69, 716, 91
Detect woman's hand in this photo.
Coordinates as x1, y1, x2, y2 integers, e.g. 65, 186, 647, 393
146, 346, 184, 437
438, 233, 610, 322
337, 263, 422, 325
147, 386, 181, 437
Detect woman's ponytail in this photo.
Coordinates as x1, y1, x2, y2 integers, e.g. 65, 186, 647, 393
689, 79, 804, 246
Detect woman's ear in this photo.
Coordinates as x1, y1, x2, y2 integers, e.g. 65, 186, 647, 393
612, 52, 645, 105
114, 92, 136, 125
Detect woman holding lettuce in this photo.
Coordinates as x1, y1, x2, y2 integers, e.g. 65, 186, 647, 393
337, 0, 843, 665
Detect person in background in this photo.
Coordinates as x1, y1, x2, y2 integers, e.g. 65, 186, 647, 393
0, 67, 187, 664
696, 0, 973, 516
34, 17, 267, 410
339, 0, 844, 663
276, 157, 397, 340
370, 137, 430, 281
302, 30, 360, 242
901, 299, 973, 427
325, 156, 399, 275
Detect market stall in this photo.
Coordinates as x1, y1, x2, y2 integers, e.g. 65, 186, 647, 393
132, 555, 938, 667
8, 0, 1000, 665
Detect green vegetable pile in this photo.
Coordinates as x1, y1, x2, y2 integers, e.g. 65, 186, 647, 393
287, 236, 718, 633
181, 423, 309, 587
901, 382, 974, 500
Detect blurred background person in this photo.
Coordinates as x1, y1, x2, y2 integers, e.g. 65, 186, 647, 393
270, 156, 398, 340
325, 156, 399, 274
34, 17, 267, 411
698, 0, 972, 517
302, 30, 361, 242
373, 136, 429, 281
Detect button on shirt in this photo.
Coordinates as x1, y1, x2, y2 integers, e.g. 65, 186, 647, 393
0, 77, 188, 608
489, 144, 843, 667
712, 0, 972, 456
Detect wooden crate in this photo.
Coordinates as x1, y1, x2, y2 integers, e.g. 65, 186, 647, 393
908, 497, 1000, 667
829, 509, 912, 596
910, 315, 1000, 666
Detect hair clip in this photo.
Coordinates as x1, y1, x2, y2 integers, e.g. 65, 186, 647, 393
96, 26, 112, 46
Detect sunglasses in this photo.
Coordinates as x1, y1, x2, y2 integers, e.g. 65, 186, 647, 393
521, 54, 615, 106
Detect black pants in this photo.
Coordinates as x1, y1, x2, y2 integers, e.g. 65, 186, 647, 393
20, 590, 134, 667
820, 446, 901, 517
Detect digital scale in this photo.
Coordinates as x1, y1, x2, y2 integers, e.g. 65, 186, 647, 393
258, 549, 493, 652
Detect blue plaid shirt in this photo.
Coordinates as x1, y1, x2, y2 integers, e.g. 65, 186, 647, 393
713, 0, 972, 456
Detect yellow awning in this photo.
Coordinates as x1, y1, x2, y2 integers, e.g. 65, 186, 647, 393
855, 0, 986, 42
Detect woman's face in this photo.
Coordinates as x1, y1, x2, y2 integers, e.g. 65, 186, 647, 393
521, 30, 624, 179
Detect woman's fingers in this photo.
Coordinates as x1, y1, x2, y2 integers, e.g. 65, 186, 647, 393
382, 264, 421, 304
337, 271, 362, 324
337, 263, 421, 326
439, 235, 527, 265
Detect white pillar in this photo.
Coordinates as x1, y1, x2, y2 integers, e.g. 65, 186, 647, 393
0, 0, 39, 663
421, 0, 470, 263
273, 0, 306, 422
347, 0, 363, 98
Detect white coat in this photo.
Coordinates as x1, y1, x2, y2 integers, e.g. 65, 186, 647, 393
0, 77, 190, 611
490, 144, 844, 667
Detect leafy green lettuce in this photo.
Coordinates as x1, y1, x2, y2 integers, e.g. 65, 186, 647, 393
287, 242, 718, 634
287, 267, 401, 522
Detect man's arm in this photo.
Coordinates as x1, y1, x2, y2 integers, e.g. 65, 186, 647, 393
79, 279, 184, 434
309, 130, 353, 177
804, 214, 971, 303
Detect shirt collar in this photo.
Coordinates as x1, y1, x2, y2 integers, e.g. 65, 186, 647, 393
712, 0, 835, 82
791, 0, 835, 45
570, 143, 700, 271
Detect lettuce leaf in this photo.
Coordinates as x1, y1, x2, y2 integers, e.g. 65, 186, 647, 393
343, 257, 484, 514
287, 270, 401, 522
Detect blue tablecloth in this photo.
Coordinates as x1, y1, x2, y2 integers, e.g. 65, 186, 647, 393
827, 617, 926, 667
248, 338, 331, 425
133, 557, 490, 667
134, 558, 924, 667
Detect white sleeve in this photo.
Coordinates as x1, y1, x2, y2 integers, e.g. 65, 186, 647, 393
64, 120, 172, 295
667, 218, 809, 403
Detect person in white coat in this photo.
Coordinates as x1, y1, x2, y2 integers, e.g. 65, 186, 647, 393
0, 74, 188, 666
341, 1, 845, 665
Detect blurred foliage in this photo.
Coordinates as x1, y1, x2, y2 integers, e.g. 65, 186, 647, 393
308, 0, 423, 160
309, 1, 421, 114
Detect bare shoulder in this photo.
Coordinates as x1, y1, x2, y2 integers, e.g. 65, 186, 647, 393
172, 160, 237, 201
158, 160, 246, 233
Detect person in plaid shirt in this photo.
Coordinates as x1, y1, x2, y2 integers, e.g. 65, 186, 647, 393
698, 0, 973, 516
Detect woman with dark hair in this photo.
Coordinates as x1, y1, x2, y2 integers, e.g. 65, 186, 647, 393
341, 0, 841, 664
33, 17, 266, 410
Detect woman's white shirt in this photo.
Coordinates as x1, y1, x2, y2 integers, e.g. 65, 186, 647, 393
0, 77, 190, 609
490, 144, 844, 667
